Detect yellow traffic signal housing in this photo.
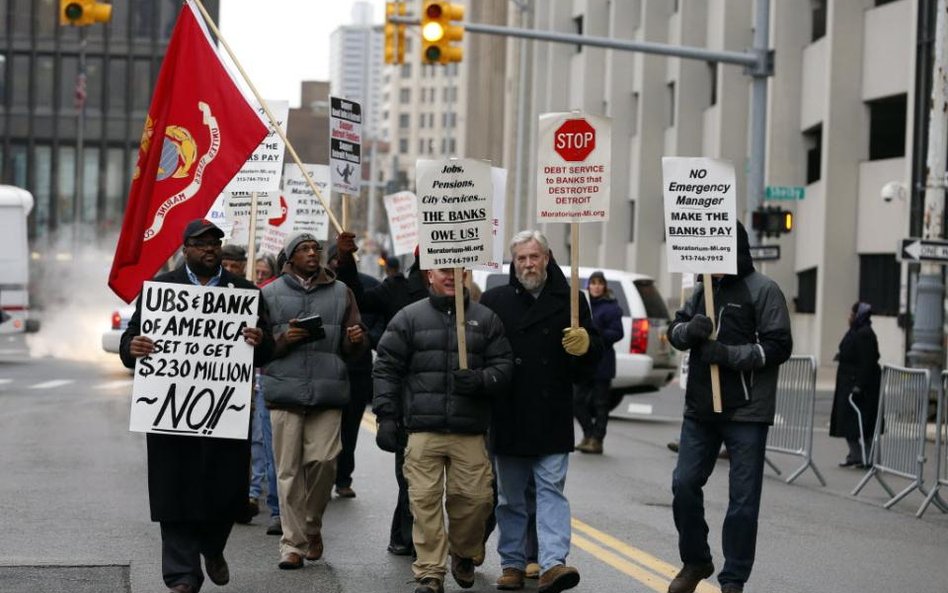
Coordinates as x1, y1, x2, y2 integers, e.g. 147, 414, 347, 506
385, 2, 407, 65
60, 0, 112, 26
421, 1, 464, 64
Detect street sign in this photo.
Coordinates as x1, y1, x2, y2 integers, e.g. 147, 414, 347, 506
764, 185, 805, 201
748, 244, 781, 261
898, 238, 948, 264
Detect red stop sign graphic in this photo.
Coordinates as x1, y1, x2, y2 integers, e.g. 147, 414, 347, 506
554, 118, 596, 161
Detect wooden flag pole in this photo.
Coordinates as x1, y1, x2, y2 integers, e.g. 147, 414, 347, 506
570, 222, 580, 328
454, 267, 468, 369
342, 194, 350, 230
191, 0, 343, 235
245, 191, 258, 283
702, 273, 723, 413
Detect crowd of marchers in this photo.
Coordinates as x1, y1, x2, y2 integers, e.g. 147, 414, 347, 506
120, 218, 793, 593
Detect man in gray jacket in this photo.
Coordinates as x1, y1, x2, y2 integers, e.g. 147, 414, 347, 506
260, 231, 367, 570
374, 267, 513, 593
665, 222, 792, 593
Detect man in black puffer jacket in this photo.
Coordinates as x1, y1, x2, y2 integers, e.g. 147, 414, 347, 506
373, 267, 513, 593
665, 221, 792, 593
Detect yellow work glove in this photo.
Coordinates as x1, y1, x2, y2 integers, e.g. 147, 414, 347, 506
561, 327, 590, 356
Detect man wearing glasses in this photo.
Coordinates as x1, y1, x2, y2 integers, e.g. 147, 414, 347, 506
258, 231, 368, 570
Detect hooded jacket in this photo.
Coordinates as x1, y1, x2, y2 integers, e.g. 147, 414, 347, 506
668, 224, 793, 423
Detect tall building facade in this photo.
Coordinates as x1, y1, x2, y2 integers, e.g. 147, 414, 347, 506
0, 0, 220, 240
329, 2, 383, 140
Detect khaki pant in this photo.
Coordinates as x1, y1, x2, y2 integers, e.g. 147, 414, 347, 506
403, 432, 494, 582
271, 408, 342, 557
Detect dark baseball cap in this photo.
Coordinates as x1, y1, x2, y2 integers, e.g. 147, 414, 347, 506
182, 218, 224, 242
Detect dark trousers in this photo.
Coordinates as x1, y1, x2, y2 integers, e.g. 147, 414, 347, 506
672, 417, 768, 587
389, 445, 415, 550
336, 371, 373, 489
160, 521, 232, 591
573, 380, 612, 440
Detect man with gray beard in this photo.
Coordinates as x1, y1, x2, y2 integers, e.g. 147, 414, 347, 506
479, 230, 601, 593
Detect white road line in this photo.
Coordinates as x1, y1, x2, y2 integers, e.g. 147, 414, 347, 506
0, 379, 12, 385
626, 403, 654, 415
95, 380, 134, 390
29, 380, 74, 389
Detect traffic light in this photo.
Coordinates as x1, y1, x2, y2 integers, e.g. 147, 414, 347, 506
751, 207, 793, 238
384, 2, 407, 65
60, 0, 112, 26
421, 1, 464, 64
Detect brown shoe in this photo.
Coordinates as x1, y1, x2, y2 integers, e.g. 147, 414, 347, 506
538, 565, 580, 593
576, 437, 591, 451
667, 562, 714, 593
305, 532, 323, 561
278, 551, 304, 569
335, 485, 357, 498
414, 577, 445, 593
168, 585, 194, 593
586, 438, 603, 454
496, 567, 525, 590
525, 562, 540, 579
450, 553, 475, 588
204, 554, 229, 585
472, 551, 485, 567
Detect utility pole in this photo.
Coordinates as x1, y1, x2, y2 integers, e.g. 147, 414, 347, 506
510, 0, 531, 238
73, 25, 87, 247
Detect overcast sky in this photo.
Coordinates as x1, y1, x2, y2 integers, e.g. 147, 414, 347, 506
218, 0, 387, 107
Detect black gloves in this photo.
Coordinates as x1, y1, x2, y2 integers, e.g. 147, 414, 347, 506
376, 417, 401, 453
452, 369, 484, 397
683, 314, 714, 345
700, 340, 730, 366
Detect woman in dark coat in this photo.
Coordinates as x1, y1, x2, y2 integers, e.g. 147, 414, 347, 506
830, 302, 881, 467
574, 271, 624, 454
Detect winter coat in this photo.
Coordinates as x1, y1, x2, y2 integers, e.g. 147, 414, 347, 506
336, 258, 429, 327
347, 272, 384, 374
668, 226, 793, 423
590, 294, 624, 383
830, 320, 881, 441
373, 291, 514, 434
480, 257, 603, 456
119, 265, 275, 522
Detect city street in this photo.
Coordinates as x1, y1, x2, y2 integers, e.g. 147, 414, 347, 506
1, 352, 946, 593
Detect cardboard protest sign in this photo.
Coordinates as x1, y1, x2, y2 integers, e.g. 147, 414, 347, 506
130, 282, 258, 440
384, 191, 419, 257
415, 158, 493, 270
225, 99, 289, 193
258, 164, 331, 257
472, 167, 508, 273
330, 97, 362, 196
537, 112, 611, 222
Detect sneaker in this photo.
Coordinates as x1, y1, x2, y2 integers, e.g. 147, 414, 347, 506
450, 554, 476, 588
496, 567, 525, 590
204, 554, 229, 585
266, 516, 283, 536
667, 562, 714, 593
525, 562, 540, 579
721, 583, 744, 593
538, 565, 580, 593
336, 485, 357, 498
278, 552, 303, 570
414, 577, 444, 593
305, 532, 323, 561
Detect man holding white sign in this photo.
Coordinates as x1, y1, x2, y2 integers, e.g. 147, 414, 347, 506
120, 218, 275, 593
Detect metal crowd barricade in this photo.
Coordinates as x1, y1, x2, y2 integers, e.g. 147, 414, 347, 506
852, 365, 929, 509
764, 355, 825, 486
916, 372, 948, 517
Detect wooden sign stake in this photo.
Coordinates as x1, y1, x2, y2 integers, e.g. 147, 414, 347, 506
245, 191, 258, 283
454, 267, 468, 369
703, 273, 723, 413
570, 222, 580, 329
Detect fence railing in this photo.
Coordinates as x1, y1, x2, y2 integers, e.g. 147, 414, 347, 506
765, 355, 825, 486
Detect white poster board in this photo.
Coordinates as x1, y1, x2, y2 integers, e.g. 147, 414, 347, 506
661, 157, 738, 275
258, 164, 331, 257
330, 96, 362, 196
536, 112, 611, 222
225, 99, 289, 193
384, 191, 419, 257
225, 191, 278, 246
130, 282, 258, 440
472, 167, 508, 273
681, 272, 695, 291
416, 158, 493, 269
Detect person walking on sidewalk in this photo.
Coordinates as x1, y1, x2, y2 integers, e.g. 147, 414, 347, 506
665, 222, 792, 593
373, 267, 513, 593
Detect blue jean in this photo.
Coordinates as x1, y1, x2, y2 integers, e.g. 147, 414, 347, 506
672, 417, 769, 587
250, 379, 280, 517
495, 454, 571, 572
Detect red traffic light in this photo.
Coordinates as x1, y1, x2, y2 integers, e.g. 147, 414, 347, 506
426, 3, 443, 18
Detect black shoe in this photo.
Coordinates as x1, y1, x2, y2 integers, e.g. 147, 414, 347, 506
838, 458, 861, 467
450, 553, 475, 588
667, 562, 714, 593
667, 440, 680, 453
235, 498, 259, 524
388, 542, 414, 556
414, 577, 444, 593
266, 516, 283, 535
721, 583, 743, 593
204, 554, 229, 586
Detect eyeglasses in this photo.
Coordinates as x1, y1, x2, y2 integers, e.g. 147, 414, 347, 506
186, 239, 222, 250
295, 244, 321, 254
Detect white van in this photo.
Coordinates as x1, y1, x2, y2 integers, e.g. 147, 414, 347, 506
0, 185, 39, 335
471, 265, 676, 403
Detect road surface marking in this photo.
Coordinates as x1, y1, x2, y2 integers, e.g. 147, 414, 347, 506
29, 379, 74, 389
626, 403, 654, 415
95, 380, 134, 390
572, 534, 669, 593
0, 379, 12, 385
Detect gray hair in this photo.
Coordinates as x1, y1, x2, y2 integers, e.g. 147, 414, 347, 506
509, 230, 550, 257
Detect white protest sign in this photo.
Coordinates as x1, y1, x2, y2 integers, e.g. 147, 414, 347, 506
662, 157, 738, 275
416, 158, 492, 269
384, 191, 419, 257
473, 167, 508, 273
205, 192, 231, 236
225, 99, 289, 193
537, 112, 611, 222
681, 272, 695, 290
330, 96, 362, 195
258, 164, 331, 257
225, 191, 278, 247
130, 282, 258, 440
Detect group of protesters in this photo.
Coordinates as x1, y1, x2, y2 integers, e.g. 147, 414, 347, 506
120, 217, 792, 593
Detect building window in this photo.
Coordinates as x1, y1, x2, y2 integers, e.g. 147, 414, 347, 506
573, 15, 583, 53
449, 138, 456, 153
868, 94, 907, 160
398, 114, 410, 129
859, 254, 899, 316
418, 139, 425, 154
795, 267, 817, 314
629, 200, 636, 242
811, 0, 826, 42
398, 138, 408, 153
401, 63, 412, 79
804, 124, 822, 184
708, 62, 718, 107
420, 113, 426, 129
665, 82, 676, 128
399, 88, 411, 104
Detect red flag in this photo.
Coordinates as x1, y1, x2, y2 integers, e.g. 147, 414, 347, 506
108, 1, 267, 302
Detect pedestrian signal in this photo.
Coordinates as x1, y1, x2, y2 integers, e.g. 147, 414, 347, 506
421, 1, 464, 64
751, 207, 793, 238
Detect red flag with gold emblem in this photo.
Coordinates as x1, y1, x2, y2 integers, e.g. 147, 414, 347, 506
108, 0, 267, 302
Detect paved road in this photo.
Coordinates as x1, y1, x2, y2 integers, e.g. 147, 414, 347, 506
0, 354, 946, 593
